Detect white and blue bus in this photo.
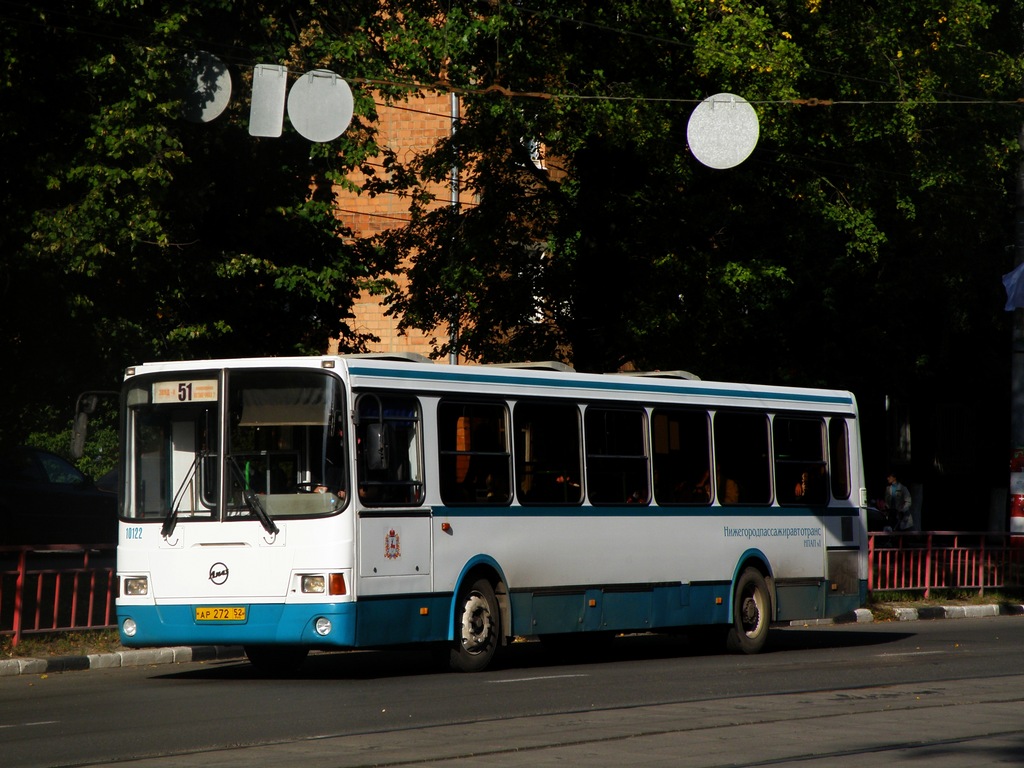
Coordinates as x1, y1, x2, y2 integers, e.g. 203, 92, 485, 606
114, 354, 867, 672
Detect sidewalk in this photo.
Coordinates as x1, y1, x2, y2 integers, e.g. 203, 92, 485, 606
4, 602, 1024, 677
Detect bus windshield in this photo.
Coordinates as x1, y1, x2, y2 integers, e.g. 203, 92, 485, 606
122, 369, 347, 525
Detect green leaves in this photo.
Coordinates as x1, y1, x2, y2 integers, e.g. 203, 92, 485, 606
0, 0, 393, 445
2, 0, 1022, 477
365, 0, 1022, 399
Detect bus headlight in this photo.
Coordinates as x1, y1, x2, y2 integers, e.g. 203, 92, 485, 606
314, 617, 332, 636
124, 576, 148, 596
122, 618, 137, 637
301, 575, 325, 593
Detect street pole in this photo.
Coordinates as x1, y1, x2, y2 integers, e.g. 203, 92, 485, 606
449, 91, 460, 366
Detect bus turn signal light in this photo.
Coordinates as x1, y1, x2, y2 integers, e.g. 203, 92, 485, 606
330, 573, 347, 595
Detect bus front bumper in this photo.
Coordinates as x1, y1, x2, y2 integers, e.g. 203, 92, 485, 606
116, 602, 358, 648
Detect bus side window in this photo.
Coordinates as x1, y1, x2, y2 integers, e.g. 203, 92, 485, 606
773, 416, 828, 505
438, 400, 512, 505
713, 411, 771, 505
585, 407, 649, 505
514, 401, 582, 505
356, 393, 424, 506
828, 418, 852, 500
652, 409, 711, 505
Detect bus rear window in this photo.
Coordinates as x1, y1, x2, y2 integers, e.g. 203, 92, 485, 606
829, 418, 852, 500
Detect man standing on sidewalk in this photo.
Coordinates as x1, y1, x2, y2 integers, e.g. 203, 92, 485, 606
884, 472, 914, 531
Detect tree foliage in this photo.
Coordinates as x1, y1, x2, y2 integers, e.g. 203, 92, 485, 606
0, 0, 397, 448
362, 1, 1023, 521
2, 2, 1023, 513
376, 1, 1022, 390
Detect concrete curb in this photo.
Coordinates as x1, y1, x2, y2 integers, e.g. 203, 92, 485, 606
0, 645, 244, 677
887, 603, 1024, 622
786, 603, 1024, 627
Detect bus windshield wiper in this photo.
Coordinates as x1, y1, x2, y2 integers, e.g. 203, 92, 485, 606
227, 456, 280, 536
161, 450, 206, 539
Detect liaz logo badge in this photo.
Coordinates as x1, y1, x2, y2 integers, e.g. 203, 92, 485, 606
209, 562, 229, 585
384, 529, 401, 560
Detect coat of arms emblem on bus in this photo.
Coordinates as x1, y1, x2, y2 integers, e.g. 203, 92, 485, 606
384, 529, 401, 560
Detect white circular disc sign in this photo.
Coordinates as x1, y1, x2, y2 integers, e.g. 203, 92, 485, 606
182, 51, 232, 123
686, 93, 759, 169
287, 70, 354, 143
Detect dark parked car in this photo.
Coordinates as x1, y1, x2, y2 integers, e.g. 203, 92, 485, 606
0, 447, 118, 546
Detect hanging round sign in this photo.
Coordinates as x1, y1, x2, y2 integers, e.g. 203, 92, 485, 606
686, 93, 759, 170
181, 51, 232, 123
287, 70, 354, 143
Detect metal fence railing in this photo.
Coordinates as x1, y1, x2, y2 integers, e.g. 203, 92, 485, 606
868, 532, 1024, 598
1, 545, 116, 648
2, 536, 1021, 648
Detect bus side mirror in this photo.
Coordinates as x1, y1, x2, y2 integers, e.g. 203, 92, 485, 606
70, 391, 116, 459
70, 411, 89, 459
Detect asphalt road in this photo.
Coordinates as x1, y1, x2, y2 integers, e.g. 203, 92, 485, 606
3, 617, 1024, 767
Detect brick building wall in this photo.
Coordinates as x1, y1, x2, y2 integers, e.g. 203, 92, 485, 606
328, 93, 458, 360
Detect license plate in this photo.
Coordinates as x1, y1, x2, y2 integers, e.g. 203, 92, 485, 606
195, 606, 247, 622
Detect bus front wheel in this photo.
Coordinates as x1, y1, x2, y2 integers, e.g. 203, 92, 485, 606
726, 568, 771, 654
449, 578, 500, 672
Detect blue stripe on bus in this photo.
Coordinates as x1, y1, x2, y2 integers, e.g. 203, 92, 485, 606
509, 582, 732, 634
118, 579, 869, 651
433, 504, 856, 518
346, 365, 854, 406
119, 598, 453, 649
119, 603, 360, 648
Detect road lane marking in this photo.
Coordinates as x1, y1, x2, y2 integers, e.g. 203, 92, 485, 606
878, 651, 948, 658
489, 674, 588, 684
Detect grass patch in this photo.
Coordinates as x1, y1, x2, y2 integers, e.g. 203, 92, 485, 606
868, 603, 900, 622
2, 629, 124, 660
869, 589, 1024, 606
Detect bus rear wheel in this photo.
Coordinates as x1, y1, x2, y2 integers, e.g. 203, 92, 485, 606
726, 568, 771, 654
449, 578, 500, 672
244, 644, 309, 675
